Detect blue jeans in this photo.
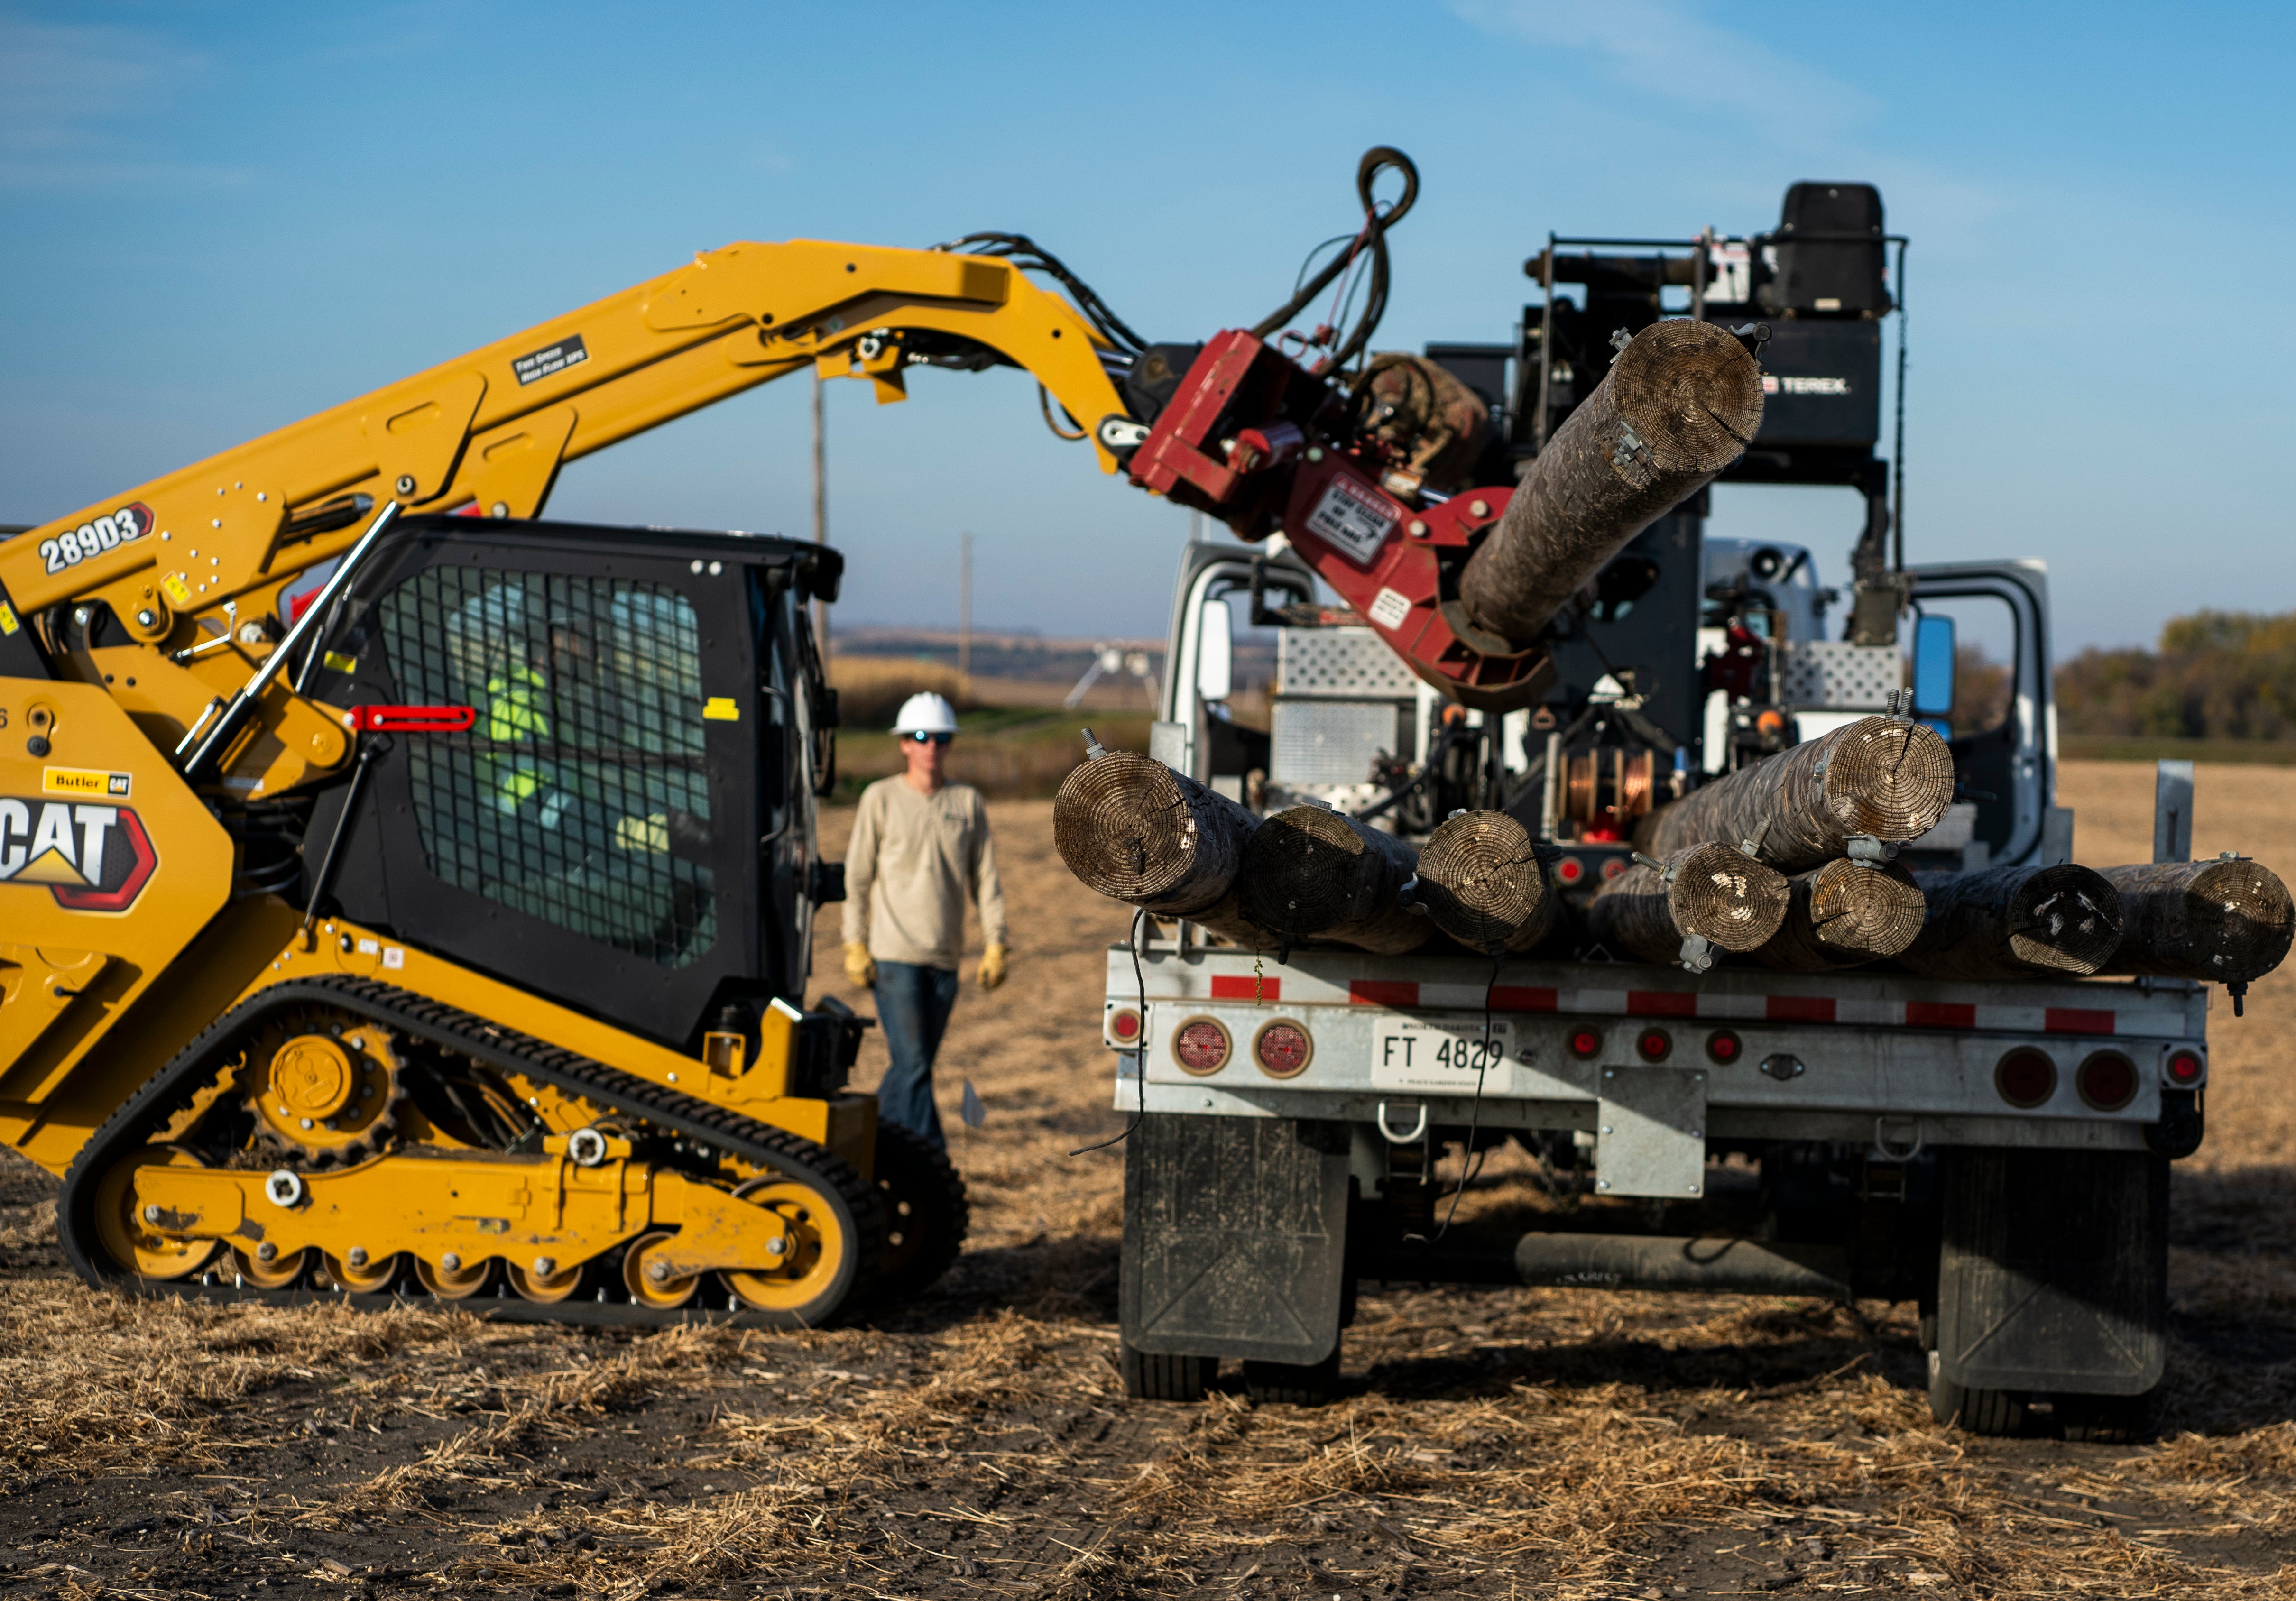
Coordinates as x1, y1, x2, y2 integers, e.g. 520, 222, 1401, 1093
873, 961, 960, 1150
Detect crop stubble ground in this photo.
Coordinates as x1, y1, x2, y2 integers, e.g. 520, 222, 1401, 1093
0, 761, 2292, 1598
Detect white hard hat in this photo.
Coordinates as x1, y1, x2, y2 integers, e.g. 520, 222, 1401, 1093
892, 691, 959, 736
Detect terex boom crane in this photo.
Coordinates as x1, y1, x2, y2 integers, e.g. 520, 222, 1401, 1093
3, 148, 1571, 1326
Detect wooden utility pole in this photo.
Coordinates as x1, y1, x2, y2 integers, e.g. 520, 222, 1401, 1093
810, 372, 829, 656
959, 531, 973, 693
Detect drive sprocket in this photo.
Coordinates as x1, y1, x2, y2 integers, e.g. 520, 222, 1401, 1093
242, 1010, 406, 1164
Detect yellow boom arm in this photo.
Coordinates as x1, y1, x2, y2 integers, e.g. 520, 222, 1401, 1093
0, 239, 1128, 785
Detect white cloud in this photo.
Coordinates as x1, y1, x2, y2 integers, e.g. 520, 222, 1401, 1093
1451, 0, 1876, 142
0, 17, 243, 187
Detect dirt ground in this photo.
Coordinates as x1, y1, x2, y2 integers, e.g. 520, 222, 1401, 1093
2, 759, 2294, 1598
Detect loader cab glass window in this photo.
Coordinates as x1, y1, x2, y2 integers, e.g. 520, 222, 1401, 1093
377, 569, 718, 967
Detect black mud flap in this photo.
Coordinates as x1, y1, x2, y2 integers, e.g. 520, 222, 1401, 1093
1936, 1148, 2167, 1396
1120, 1114, 1349, 1367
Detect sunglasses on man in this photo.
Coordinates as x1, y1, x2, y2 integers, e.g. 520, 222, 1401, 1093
907, 731, 954, 745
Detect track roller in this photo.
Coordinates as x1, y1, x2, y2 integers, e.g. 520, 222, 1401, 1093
415, 1252, 492, 1299
623, 1232, 701, 1309
233, 1245, 310, 1289
91, 1146, 219, 1281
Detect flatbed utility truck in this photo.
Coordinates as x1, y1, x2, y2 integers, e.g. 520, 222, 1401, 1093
1105, 183, 2228, 1439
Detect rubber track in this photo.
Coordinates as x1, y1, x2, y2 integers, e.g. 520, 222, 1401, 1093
57, 975, 888, 1328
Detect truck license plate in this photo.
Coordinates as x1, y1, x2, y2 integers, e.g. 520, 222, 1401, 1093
1370, 1017, 1518, 1094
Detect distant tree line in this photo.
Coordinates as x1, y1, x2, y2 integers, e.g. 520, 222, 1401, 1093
2054, 610, 2296, 740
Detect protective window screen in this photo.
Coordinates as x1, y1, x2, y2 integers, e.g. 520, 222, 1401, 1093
377, 567, 717, 967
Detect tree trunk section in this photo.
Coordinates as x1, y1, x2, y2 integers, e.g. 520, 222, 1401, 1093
1587, 843, 1789, 967
2098, 857, 2294, 984
1751, 858, 1927, 972
1238, 805, 1430, 956
1900, 864, 2126, 981
1052, 750, 1256, 918
1459, 319, 1763, 644
1638, 716, 1955, 874
1414, 810, 1558, 954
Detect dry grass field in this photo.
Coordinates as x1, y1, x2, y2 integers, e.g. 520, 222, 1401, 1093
0, 759, 2293, 1597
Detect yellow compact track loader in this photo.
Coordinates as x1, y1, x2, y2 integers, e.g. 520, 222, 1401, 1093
0, 235, 1147, 1325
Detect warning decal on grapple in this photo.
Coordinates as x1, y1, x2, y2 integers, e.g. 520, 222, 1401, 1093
0, 798, 158, 911
1303, 475, 1400, 567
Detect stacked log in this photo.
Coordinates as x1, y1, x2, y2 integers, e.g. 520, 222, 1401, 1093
1238, 805, 1430, 956
1898, 864, 2125, 981
2100, 857, 2294, 984
1051, 749, 1273, 947
1414, 810, 1558, 954
1638, 715, 1956, 874
1588, 844, 1789, 970
1459, 320, 1764, 644
1751, 858, 1927, 973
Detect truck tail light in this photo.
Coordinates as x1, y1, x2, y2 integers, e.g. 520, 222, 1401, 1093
1252, 1020, 1312, 1078
1995, 1048, 2056, 1109
1636, 1027, 1672, 1062
1107, 1008, 1142, 1046
2166, 1049, 2204, 1086
1173, 1017, 1231, 1076
1567, 1027, 1602, 1059
1706, 1029, 1742, 1065
2076, 1051, 2138, 1111
1556, 856, 1585, 886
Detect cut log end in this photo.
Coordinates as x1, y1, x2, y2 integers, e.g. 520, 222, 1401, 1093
2004, 865, 2126, 975
1670, 842, 1791, 952
1417, 810, 1552, 950
1051, 751, 1190, 901
1806, 858, 1927, 959
1238, 805, 1376, 935
2101, 857, 2296, 983
1609, 318, 1766, 472
1819, 718, 1957, 841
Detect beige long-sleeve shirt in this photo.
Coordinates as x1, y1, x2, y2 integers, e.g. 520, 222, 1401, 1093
841, 777, 1008, 969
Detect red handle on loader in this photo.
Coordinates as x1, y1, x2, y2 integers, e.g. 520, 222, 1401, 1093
344, 704, 478, 733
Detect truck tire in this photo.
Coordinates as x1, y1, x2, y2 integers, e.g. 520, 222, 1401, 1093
2057, 1389, 2156, 1445
1242, 1346, 1341, 1406
1927, 1352, 2027, 1436
1122, 1343, 1215, 1402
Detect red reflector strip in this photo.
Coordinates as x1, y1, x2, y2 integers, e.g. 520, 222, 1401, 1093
1349, 980, 1418, 1008
1491, 985, 1558, 1013
1766, 995, 1836, 1023
2045, 1007, 2116, 1036
1907, 1002, 1976, 1029
1210, 975, 1278, 1002
1628, 990, 1698, 1018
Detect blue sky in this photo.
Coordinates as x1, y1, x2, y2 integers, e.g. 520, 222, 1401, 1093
2, 1, 2286, 653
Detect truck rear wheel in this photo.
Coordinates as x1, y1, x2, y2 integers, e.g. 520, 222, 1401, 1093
1926, 1352, 2027, 1435
1242, 1347, 1340, 1406
2056, 1389, 2155, 1444
1121, 1344, 1216, 1402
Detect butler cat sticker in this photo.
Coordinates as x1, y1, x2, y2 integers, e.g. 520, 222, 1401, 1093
0, 798, 158, 911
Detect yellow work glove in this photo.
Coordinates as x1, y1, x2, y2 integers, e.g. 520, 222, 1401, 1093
978, 943, 1009, 991
842, 942, 876, 988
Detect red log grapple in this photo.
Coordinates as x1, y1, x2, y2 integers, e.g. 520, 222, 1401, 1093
1123, 331, 1551, 712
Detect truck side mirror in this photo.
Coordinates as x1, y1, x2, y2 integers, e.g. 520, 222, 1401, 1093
1911, 613, 1955, 720
1197, 598, 1234, 703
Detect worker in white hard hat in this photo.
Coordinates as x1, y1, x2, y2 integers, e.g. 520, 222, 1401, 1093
841, 690, 1009, 1149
